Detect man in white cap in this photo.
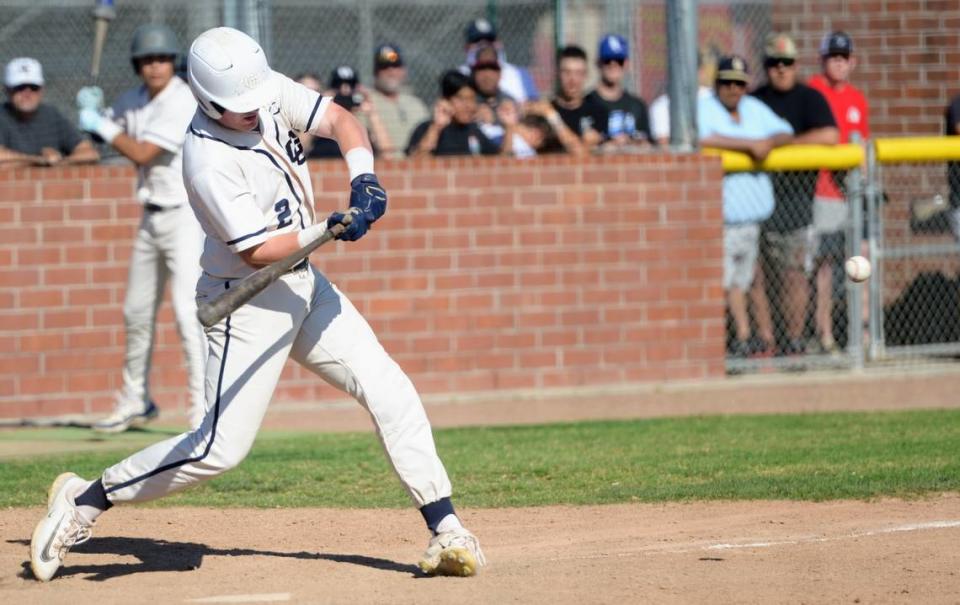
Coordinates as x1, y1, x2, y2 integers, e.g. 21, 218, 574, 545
0, 57, 99, 166
29, 26, 485, 584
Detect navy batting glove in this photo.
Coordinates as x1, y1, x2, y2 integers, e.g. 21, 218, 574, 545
327, 209, 369, 242
350, 173, 387, 224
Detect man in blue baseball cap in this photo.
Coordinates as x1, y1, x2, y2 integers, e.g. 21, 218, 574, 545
586, 34, 653, 148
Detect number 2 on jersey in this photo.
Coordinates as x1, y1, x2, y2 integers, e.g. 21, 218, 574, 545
275, 199, 292, 229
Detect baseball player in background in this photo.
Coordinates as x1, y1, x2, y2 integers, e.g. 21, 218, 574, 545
31, 27, 485, 582
77, 24, 206, 432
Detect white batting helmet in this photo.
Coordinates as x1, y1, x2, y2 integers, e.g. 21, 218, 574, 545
187, 27, 276, 119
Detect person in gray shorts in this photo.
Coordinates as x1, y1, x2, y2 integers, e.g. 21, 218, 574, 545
698, 55, 793, 358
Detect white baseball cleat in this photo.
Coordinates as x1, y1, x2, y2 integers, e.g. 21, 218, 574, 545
30, 472, 94, 582
418, 527, 486, 577
92, 397, 159, 433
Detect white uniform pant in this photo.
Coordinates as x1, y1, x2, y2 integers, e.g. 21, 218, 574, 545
101, 266, 452, 508
120, 204, 206, 419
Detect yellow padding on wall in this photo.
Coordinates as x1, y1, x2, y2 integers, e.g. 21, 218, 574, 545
703, 144, 863, 172
874, 137, 960, 163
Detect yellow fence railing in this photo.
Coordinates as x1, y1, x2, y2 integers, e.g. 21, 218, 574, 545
873, 137, 960, 163
702, 144, 864, 173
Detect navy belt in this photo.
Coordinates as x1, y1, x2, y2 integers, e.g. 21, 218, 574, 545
144, 203, 180, 213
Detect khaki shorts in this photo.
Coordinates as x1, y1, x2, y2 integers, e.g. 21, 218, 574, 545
813, 196, 849, 235
723, 223, 760, 290
762, 226, 813, 274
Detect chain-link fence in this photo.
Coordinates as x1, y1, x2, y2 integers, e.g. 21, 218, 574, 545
0, 1, 772, 127
868, 142, 960, 363
714, 148, 868, 374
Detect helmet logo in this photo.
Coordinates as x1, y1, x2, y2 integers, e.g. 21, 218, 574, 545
240, 72, 262, 91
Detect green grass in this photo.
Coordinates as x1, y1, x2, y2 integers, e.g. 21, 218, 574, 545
2, 409, 959, 508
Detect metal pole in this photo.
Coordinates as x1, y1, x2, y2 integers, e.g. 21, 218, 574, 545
845, 142, 864, 369
666, 0, 698, 150
865, 140, 885, 360
554, 0, 565, 52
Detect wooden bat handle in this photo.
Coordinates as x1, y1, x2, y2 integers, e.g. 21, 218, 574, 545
196, 217, 351, 328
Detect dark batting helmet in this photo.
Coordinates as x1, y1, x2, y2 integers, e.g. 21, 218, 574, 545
130, 24, 180, 73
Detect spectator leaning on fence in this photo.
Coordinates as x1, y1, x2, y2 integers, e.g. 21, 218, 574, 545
698, 56, 794, 358
498, 98, 556, 158
650, 47, 717, 147
406, 70, 500, 157
807, 31, 871, 356
585, 34, 653, 149
752, 33, 839, 356
75, 24, 206, 432
462, 18, 539, 103
364, 44, 429, 160
550, 45, 604, 151
0, 57, 99, 167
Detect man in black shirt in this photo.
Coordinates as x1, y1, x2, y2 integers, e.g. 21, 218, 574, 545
550, 45, 604, 149
0, 57, 99, 167
585, 34, 653, 148
406, 70, 500, 157
471, 44, 516, 147
752, 33, 839, 355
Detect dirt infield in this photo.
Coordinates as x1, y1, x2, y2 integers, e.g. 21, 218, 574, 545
2, 498, 959, 604
3, 367, 960, 603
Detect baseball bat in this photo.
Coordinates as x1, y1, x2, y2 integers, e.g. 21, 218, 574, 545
196, 216, 351, 329
90, 0, 116, 81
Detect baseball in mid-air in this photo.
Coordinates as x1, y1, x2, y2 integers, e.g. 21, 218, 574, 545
845, 255, 872, 282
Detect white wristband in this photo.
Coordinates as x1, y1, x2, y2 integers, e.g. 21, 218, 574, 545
344, 147, 375, 181
97, 118, 123, 144
296, 221, 328, 248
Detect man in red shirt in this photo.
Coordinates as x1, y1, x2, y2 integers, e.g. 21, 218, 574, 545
807, 31, 870, 355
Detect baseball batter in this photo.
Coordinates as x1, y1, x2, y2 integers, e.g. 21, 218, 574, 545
31, 27, 484, 582
78, 24, 206, 432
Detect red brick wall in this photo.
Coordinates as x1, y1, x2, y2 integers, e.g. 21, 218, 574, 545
773, 0, 960, 137
0, 154, 725, 420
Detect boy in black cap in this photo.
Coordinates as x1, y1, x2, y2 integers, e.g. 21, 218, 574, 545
808, 31, 871, 355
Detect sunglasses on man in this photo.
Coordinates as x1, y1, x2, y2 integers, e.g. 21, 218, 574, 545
11, 84, 41, 92
601, 58, 625, 66
717, 79, 747, 88
764, 57, 795, 69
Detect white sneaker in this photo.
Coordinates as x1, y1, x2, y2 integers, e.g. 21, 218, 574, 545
92, 396, 159, 433
30, 472, 94, 582
418, 527, 486, 577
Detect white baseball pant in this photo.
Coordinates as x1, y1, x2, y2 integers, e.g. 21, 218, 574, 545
101, 266, 452, 508
119, 204, 206, 423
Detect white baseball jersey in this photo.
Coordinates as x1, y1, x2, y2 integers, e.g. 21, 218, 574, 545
182, 74, 333, 279
102, 72, 454, 513
111, 76, 196, 207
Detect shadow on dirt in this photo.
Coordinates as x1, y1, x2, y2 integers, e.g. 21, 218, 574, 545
9, 536, 420, 581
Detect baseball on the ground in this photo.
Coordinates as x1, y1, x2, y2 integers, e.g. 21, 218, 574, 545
845, 255, 872, 282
